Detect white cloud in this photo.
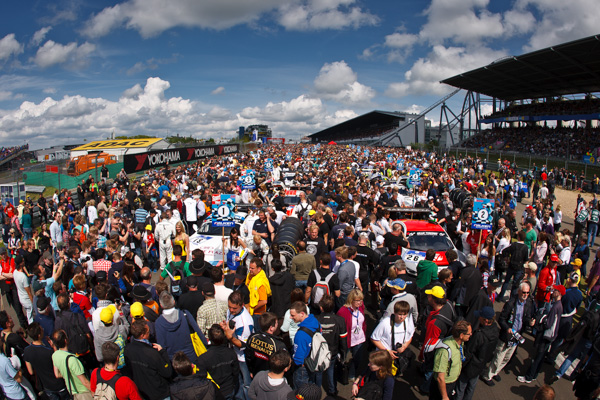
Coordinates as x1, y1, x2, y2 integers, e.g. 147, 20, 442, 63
0, 91, 13, 101
42, 87, 57, 94
313, 61, 375, 106
0, 77, 348, 147
33, 40, 95, 68
385, 45, 507, 97
278, 0, 379, 31
31, 27, 52, 46
515, 0, 600, 51
83, 0, 377, 38
385, 32, 418, 49
211, 86, 225, 95
0, 34, 24, 61
240, 94, 324, 122
420, 0, 504, 45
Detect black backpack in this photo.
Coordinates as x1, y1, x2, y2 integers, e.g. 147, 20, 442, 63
58, 311, 90, 355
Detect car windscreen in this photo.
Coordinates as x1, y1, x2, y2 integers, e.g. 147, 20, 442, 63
284, 197, 300, 206
406, 231, 453, 252
199, 223, 240, 236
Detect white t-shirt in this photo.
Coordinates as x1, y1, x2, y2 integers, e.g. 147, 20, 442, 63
215, 285, 233, 303
13, 270, 31, 307
371, 314, 415, 351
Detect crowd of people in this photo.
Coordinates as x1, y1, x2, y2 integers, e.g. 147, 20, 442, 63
462, 126, 600, 157
484, 98, 600, 119
0, 143, 596, 400
0, 145, 29, 164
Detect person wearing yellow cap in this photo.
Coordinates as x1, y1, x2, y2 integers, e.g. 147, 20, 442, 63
94, 304, 129, 368
416, 284, 455, 394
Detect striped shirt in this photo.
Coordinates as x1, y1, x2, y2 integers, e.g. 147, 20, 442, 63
135, 208, 148, 224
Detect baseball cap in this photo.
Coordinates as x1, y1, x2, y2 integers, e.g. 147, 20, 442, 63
202, 282, 215, 296
571, 258, 583, 268
386, 278, 407, 291
375, 235, 385, 245
526, 205, 533, 210
36, 296, 51, 312
100, 304, 116, 325
130, 302, 145, 319
550, 254, 560, 262
524, 261, 538, 272
120, 246, 130, 256
475, 306, 495, 320
145, 224, 153, 231
425, 286, 446, 299
488, 276, 500, 287
570, 272, 581, 285
96, 270, 108, 283
186, 276, 198, 288
553, 285, 566, 296
235, 267, 248, 280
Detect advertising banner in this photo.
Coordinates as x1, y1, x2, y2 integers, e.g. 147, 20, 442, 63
123, 144, 239, 173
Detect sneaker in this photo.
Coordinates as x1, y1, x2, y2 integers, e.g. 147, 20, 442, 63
492, 375, 501, 382
480, 377, 495, 386
517, 376, 532, 383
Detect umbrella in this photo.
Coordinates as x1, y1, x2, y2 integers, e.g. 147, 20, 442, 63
328, 141, 337, 145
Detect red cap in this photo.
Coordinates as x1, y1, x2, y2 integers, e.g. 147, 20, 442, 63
550, 254, 560, 262
553, 285, 566, 296
526, 205, 533, 210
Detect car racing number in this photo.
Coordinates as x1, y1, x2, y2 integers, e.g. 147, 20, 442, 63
404, 250, 426, 262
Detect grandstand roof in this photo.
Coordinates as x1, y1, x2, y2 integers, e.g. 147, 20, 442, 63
441, 34, 600, 101
309, 110, 412, 140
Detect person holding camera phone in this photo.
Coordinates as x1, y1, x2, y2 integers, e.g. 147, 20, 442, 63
481, 281, 535, 386
371, 300, 415, 376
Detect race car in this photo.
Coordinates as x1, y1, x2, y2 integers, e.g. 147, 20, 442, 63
189, 213, 247, 267
397, 219, 465, 276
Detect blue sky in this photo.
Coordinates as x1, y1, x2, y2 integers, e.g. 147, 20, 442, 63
0, 0, 598, 149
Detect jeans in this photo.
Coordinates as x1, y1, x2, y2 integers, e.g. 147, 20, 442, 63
556, 338, 592, 378
45, 388, 71, 400
499, 269, 524, 300
295, 280, 307, 291
588, 223, 598, 247
454, 375, 478, 400
349, 342, 364, 378
324, 362, 337, 395
525, 339, 552, 380
293, 365, 319, 390
236, 361, 251, 400
23, 228, 32, 241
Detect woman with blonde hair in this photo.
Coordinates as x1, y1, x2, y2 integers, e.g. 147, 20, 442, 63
173, 220, 190, 261
553, 204, 562, 233
338, 289, 367, 379
351, 350, 395, 400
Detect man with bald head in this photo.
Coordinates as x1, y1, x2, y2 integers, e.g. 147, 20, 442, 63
136, 267, 159, 302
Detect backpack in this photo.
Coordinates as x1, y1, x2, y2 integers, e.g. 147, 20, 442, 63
93, 368, 122, 400
298, 326, 331, 372
59, 311, 90, 355
166, 261, 188, 296
311, 270, 333, 306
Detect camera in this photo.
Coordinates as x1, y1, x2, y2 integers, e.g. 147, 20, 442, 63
511, 331, 525, 345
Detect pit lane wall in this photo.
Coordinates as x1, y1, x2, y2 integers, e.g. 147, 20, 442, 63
123, 144, 240, 173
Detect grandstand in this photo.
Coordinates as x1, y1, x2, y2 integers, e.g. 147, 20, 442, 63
309, 110, 430, 146
441, 34, 600, 155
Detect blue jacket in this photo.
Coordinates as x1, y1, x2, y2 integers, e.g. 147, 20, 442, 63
293, 314, 320, 366
155, 309, 207, 360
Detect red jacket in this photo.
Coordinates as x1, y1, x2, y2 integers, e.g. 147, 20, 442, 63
536, 265, 556, 303
337, 304, 366, 348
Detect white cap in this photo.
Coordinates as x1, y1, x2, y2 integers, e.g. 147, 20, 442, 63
376, 235, 385, 245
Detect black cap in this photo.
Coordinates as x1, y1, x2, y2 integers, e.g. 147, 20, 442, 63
235, 267, 248, 280
36, 296, 51, 311
96, 270, 108, 282
186, 276, 198, 288
201, 282, 215, 295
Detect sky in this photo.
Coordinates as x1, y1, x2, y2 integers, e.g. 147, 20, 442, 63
0, 0, 598, 150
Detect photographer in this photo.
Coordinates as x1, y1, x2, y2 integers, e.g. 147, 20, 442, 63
371, 301, 415, 376
481, 281, 535, 386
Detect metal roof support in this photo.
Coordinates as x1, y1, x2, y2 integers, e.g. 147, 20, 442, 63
438, 90, 483, 146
